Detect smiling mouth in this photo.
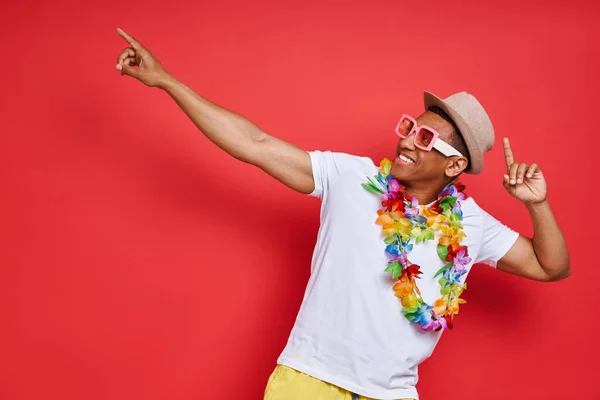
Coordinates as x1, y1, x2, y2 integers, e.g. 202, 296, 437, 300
396, 153, 416, 164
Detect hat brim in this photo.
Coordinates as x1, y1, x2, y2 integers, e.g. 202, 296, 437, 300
424, 91, 483, 174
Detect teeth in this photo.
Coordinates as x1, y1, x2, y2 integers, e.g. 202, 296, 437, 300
399, 154, 414, 163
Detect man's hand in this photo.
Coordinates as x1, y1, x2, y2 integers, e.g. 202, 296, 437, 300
115, 28, 170, 87
502, 137, 547, 204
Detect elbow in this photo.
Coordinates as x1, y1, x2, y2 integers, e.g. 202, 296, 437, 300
544, 266, 571, 282
241, 130, 268, 165
232, 130, 265, 165
252, 129, 268, 144
536, 252, 571, 282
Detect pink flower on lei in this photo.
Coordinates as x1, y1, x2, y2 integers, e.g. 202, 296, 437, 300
403, 197, 420, 218
453, 247, 472, 274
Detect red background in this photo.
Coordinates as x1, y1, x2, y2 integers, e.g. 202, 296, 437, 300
1, 1, 598, 399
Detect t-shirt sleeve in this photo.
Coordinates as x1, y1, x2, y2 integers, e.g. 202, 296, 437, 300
475, 207, 520, 268
308, 150, 367, 199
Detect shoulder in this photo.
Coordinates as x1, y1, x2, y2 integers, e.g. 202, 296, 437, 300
460, 197, 487, 227
309, 150, 378, 174
461, 196, 512, 232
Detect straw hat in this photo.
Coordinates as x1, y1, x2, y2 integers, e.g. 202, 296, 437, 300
424, 91, 495, 174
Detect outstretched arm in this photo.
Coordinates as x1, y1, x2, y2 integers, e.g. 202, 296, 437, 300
114, 28, 315, 194
496, 138, 570, 282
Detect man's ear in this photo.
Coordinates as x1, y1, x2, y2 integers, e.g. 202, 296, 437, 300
445, 157, 468, 178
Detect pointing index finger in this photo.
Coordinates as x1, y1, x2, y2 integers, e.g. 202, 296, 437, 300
117, 28, 142, 50
503, 137, 514, 169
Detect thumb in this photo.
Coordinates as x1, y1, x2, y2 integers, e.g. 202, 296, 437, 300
116, 63, 140, 79
502, 174, 512, 191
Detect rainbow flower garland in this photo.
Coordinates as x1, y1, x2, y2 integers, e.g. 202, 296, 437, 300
362, 158, 471, 332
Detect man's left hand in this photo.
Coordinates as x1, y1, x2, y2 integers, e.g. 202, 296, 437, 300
502, 137, 547, 204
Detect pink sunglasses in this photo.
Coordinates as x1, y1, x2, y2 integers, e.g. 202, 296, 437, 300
395, 114, 464, 158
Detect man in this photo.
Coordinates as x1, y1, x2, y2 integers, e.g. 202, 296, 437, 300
114, 28, 570, 400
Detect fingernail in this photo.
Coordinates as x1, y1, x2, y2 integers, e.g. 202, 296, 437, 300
116, 64, 122, 71
527, 174, 532, 178
517, 179, 523, 183
510, 179, 516, 185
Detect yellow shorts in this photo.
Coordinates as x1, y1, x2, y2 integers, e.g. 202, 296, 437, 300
264, 364, 414, 400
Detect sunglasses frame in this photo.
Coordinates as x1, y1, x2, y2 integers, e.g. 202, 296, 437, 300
395, 114, 464, 158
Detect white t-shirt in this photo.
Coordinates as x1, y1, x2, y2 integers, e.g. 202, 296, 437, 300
277, 151, 519, 399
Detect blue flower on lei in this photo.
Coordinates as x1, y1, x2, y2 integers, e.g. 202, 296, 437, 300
408, 303, 434, 325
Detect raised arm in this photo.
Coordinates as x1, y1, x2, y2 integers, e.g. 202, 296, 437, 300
114, 28, 315, 194
496, 138, 570, 282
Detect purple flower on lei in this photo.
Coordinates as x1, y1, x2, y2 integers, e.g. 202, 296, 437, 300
452, 188, 466, 201
453, 248, 472, 274
422, 311, 448, 332
383, 179, 400, 201
440, 183, 466, 200
403, 197, 420, 218
409, 305, 448, 332
439, 185, 455, 198
388, 249, 410, 267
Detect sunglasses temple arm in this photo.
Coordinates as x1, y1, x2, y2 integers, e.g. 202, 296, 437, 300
434, 138, 464, 158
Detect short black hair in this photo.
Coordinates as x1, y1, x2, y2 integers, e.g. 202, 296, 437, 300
427, 105, 471, 167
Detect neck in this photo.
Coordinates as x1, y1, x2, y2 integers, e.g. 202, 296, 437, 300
400, 179, 450, 205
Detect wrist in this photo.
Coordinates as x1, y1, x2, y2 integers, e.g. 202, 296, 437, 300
525, 198, 549, 212
157, 73, 178, 91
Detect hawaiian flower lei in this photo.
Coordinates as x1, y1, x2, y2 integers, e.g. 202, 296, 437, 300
362, 158, 471, 332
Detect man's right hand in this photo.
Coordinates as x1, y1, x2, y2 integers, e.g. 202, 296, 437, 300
115, 28, 170, 87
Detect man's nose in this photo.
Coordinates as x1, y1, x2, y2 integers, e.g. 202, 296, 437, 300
399, 132, 416, 150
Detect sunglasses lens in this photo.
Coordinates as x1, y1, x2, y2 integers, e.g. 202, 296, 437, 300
397, 117, 414, 137
415, 128, 435, 149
